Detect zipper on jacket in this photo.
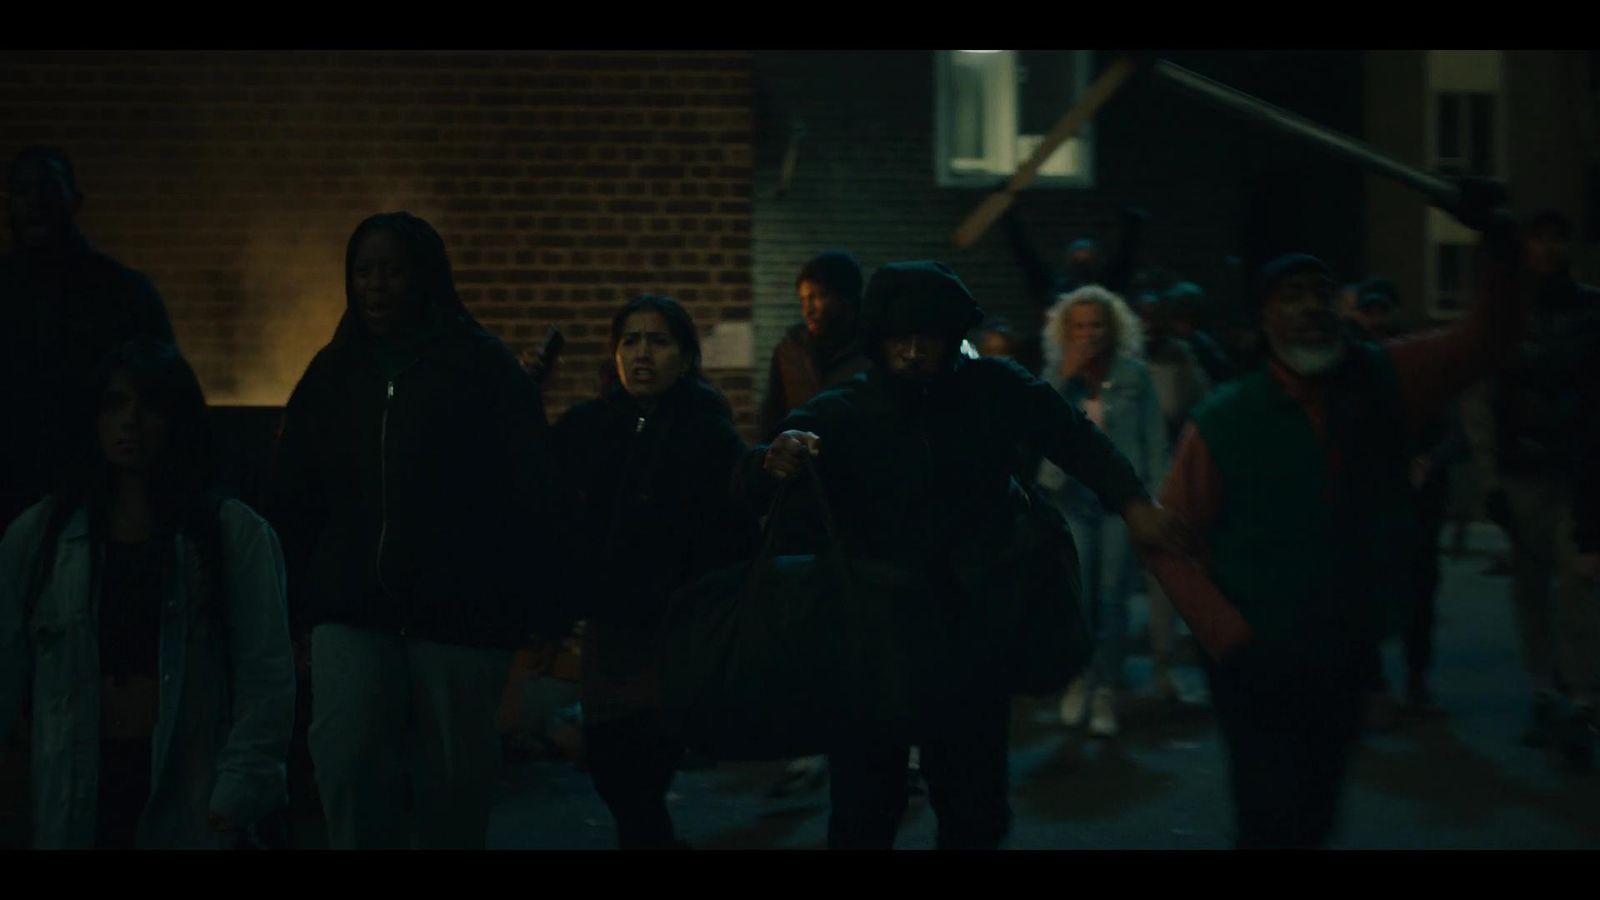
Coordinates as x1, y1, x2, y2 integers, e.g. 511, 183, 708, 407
376, 362, 424, 636
636, 415, 646, 434
378, 380, 397, 623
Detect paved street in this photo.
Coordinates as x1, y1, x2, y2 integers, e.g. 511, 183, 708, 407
293, 524, 1600, 850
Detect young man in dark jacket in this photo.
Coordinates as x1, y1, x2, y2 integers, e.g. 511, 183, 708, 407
1576, 372, 1600, 635
0, 147, 175, 534
1460, 209, 1600, 766
757, 251, 874, 796
757, 250, 873, 440
1566, 299, 1600, 767
267, 212, 569, 848
1579, 343, 1600, 583
738, 260, 1188, 850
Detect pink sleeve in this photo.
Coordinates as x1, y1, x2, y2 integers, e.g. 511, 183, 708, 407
1142, 424, 1255, 662
1386, 240, 1520, 435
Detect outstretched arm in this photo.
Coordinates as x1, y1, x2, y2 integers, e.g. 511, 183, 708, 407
1140, 424, 1253, 663
1387, 184, 1524, 437
1100, 207, 1149, 296
1001, 208, 1062, 308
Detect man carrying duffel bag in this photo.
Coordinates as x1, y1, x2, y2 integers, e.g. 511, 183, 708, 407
725, 260, 1191, 850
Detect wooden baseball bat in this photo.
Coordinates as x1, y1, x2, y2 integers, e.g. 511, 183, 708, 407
1150, 60, 1462, 209
952, 55, 1141, 249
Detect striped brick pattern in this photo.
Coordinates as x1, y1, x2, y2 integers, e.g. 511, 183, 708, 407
0, 51, 756, 427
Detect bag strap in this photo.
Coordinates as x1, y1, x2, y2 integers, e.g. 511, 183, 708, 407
745, 452, 855, 597
797, 453, 847, 560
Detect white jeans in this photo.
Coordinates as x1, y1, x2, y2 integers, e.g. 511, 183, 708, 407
308, 623, 512, 848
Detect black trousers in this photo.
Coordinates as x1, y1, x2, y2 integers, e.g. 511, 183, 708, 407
1205, 654, 1366, 849
96, 739, 152, 849
1363, 477, 1452, 693
584, 712, 683, 850
1405, 474, 1451, 679
826, 696, 1012, 850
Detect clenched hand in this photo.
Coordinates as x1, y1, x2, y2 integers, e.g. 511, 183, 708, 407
764, 430, 821, 481
1122, 498, 1195, 558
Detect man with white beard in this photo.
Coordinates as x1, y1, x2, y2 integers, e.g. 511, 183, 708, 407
1141, 196, 1522, 847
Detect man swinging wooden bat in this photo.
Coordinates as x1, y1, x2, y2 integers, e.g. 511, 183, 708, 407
954, 55, 1526, 847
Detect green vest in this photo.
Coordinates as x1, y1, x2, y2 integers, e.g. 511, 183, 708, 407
1192, 343, 1420, 657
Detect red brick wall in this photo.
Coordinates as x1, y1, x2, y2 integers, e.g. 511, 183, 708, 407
0, 51, 756, 428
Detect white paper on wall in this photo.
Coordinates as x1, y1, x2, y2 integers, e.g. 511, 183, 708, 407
701, 320, 755, 370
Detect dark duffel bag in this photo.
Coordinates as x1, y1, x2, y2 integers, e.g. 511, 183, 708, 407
951, 481, 1092, 697
655, 459, 944, 761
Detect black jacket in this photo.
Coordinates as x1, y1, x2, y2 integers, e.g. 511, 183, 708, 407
1576, 445, 1600, 557
1575, 348, 1600, 556
0, 232, 174, 531
554, 377, 757, 630
267, 224, 568, 649
1578, 458, 1600, 557
1488, 275, 1600, 480
736, 357, 1149, 572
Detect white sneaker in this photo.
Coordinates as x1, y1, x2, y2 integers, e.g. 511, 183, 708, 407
768, 756, 828, 798
1059, 678, 1089, 727
1088, 687, 1118, 738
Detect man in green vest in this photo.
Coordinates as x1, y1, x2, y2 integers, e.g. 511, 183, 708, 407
1144, 189, 1521, 848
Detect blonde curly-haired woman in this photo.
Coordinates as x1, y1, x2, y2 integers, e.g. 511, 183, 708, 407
1036, 285, 1169, 737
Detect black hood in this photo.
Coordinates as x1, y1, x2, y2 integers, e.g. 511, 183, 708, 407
860, 260, 984, 365
331, 211, 483, 346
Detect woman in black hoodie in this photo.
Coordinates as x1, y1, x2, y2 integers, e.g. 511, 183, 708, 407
554, 295, 756, 849
267, 213, 569, 849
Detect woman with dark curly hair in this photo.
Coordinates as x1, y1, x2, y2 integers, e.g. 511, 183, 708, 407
0, 337, 295, 849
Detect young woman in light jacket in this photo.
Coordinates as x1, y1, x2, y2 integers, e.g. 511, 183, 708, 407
1036, 286, 1169, 738
0, 338, 295, 849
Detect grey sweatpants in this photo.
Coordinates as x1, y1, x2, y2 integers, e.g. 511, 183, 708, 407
1502, 477, 1600, 707
308, 623, 512, 849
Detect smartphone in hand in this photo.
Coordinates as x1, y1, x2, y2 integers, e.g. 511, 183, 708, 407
527, 327, 565, 383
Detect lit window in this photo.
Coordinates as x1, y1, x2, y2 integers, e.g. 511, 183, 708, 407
935, 50, 1095, 188
1423, 51, 1504, 319
1434, 91, 1495, 177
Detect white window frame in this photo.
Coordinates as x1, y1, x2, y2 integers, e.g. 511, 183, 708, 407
1423, 50, 1506, 319
934, 50, 1095, 189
